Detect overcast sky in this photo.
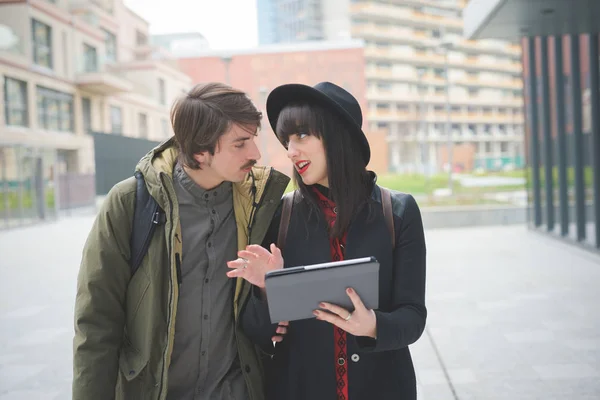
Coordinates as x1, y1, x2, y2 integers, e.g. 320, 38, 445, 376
123, 0, 259, 50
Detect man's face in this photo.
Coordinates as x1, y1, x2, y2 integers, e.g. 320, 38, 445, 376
195, 123, 261, 184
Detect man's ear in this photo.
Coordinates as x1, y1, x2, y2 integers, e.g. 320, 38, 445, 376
193, 152, 209, 167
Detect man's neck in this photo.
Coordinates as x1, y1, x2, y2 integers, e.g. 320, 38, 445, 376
183, 165, 225, 191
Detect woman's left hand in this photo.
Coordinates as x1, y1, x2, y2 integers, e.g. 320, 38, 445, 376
314, 288, 377, 339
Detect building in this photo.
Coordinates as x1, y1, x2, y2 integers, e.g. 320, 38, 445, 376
0, 0, 192, 229
177, 40, 389, 177
151, 32, 210, 58
463, 0, 600, 251
256, 0, 525, 174
257, 0, 278, 45
257, 0, 352, 44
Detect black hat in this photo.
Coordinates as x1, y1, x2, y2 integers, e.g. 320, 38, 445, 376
266, 81, 371, 164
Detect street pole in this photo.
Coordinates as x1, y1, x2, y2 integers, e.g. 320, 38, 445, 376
443, 49, 453, 194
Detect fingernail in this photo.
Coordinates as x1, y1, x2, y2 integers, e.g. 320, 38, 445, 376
313, 310, 319, 316
347, 288, 353, 294
319, 302, 326, 308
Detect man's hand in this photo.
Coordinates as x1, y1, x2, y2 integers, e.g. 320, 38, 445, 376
226, 243, 284, 288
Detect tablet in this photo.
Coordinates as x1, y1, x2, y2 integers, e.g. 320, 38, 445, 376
264, 257, 380, 323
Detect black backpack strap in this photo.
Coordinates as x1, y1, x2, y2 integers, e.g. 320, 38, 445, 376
380, 186, 395, 250
277, 191, 295, 251
130, 171, 165, 276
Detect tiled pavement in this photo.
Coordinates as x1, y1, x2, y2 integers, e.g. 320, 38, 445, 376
0, 215, 599, 399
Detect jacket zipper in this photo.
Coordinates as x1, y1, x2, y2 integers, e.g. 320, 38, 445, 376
158, 174, 176, 400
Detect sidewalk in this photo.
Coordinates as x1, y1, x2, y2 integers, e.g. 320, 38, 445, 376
0, 215, 599, 399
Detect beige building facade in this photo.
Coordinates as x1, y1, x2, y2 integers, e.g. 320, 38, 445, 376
0, 0, 191, 228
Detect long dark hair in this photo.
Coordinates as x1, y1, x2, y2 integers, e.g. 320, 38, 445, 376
276, 103, 371, 238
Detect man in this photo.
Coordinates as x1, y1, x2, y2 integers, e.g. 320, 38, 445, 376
72, 82, 289, 400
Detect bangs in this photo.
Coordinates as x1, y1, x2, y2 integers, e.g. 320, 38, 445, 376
275, 103, 324, 145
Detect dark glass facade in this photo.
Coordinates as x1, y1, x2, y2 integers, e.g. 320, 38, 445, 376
522, 34, 600, 251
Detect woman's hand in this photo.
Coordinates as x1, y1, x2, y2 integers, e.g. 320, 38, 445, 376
226, 243, 284, 288
314, 288, 377, 339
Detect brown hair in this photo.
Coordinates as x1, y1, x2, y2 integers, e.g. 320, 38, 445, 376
170, 82, 262, 169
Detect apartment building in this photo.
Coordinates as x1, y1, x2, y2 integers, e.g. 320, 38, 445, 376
257, 0, 525, 173
177, 40, 389, 177
0, 0, 191, 228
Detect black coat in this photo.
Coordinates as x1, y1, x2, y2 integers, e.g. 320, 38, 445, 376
241, 185, 427, 400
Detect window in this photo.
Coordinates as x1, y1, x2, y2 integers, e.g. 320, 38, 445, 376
158, 78, 166, 105
32, 19, 52, 68
500, 142, 508, 152
136, 30, 147, 46
37, 86, 73, 132
110, 106, 122, 134
162, 118, 170, 137
83, 44, 98, 72
103, 29, 117, 63
82, 97, 92, 133
4, 77, 28, 127
139, 113, 148, 138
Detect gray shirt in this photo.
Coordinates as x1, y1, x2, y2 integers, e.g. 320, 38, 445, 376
167, 163, 248, 400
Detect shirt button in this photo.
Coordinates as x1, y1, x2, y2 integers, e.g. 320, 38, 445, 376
337, 358, 345, 366
204, 194, 209, 199
207, 242, 212, 248
205, 278, 209, 283
212, 209, 216, 214
245, 365, 251, 373
351, 354, 360, 363
204, 314, 208, 320
201, 350, 206, 356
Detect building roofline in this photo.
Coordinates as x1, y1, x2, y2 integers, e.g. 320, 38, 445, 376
177, 39, 365, 59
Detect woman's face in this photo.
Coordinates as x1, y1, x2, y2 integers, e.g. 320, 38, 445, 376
286, 132, 328, 187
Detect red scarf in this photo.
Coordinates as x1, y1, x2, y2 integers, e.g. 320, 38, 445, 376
312, 187, 349, 400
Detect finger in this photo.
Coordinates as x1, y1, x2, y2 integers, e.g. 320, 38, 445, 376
278, 321, 289, 326
275, 326, 287, 334
245, 244, 273, 258
227, 259, 247, 269
237, 250, 259, 260
272, 335, 284, 343
346, 288, 367, 311
318, 302, 350, 319
270, 243, 282, 258
226, 269, 243, 278
313, 309, 345, 328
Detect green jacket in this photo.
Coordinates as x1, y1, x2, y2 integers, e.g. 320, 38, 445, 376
73, 138, 289, 400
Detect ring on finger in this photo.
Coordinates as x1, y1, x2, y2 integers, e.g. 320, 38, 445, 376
344, 312, 353, 321
239, 257, 248, 269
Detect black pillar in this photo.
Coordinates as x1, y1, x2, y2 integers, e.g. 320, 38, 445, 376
570, 35, 586, 242
527, 37, 543, 227
589, 33, 600, 248
553, 36, 569, 237
540, 37, 554, 231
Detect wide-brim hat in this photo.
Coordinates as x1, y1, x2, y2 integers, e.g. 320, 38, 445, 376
266, 81, 371, 164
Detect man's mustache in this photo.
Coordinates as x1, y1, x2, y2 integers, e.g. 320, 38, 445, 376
241, 160, 257, 170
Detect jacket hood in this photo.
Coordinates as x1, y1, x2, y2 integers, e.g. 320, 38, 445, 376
134, 137, 284, 209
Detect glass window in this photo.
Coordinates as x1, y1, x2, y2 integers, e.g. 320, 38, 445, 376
83, 44, 98, 72
110, 106, 122, 134
37, 86, 73, 132
4, 77, 28, 127
103, 29, 117, 63
31, 19, 52, 68
158, 78, 166, 105
139, 113, 148, 138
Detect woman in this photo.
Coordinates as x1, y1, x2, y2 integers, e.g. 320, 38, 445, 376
227, 82, 427, 400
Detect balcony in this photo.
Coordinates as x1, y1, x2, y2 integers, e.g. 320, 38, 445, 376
75, 62, 133, 94
351, 2, 462, 29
